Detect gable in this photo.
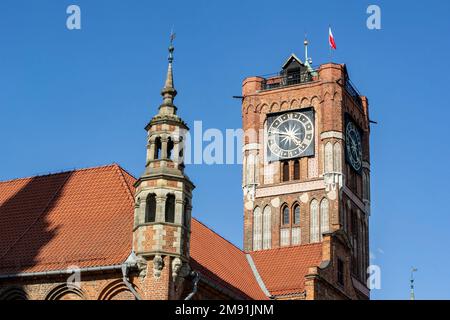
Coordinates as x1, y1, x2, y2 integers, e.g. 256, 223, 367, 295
282, 54, 304, 70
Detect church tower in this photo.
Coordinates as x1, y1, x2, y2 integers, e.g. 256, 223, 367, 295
241, 43, 371, 296
133, 40, 195, 300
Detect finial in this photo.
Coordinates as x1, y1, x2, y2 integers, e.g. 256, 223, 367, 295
160, 30, 178, 114
410, 267, 418, 300
168, 28, 176, 63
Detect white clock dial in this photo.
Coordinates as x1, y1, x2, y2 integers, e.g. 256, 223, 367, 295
267, 111, 314, 160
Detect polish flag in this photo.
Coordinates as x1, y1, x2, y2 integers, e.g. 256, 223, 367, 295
329, 27, 337, 50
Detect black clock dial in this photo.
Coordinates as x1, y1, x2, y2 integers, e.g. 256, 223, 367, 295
267, 111, 314, 160
346, 121, 363, 172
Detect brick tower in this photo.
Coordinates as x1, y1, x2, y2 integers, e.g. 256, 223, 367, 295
241, 42, 371, 297
132, 40, 195, 300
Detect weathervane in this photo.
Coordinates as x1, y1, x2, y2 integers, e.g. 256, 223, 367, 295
168, 28, 176, 63
410, 267, 418, 300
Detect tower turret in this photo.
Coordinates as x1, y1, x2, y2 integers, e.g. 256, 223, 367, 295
133, 38, 194, 300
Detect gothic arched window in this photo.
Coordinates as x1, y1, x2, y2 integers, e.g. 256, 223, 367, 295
282, 205, 290, 226
320, 198, 330, 238
282, 161, 290, 182
262, 206, 272, 250
291, 204, 301, 245
293, 204, 301, 225
253, 207, 262, 251
165, 194, 176, 223
310, 199, 320, 243
145, 193, 156, 223
293, 160, 300, 180
280, 205, 290, 246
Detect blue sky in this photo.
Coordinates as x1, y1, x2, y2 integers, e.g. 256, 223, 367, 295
0, 0, 449, 300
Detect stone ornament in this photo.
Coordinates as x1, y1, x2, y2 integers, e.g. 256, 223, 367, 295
153, 255, 164, 278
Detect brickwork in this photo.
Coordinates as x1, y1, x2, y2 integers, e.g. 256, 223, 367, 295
242, 61, 371, 300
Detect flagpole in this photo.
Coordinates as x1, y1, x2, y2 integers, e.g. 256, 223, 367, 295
328, 25, 332, 63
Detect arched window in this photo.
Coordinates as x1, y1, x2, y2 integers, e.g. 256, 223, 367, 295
334, 142, 342, 172
0, 287, 28, 300
310, 199, 320, 243
253, 207, 262, 251
324, 142, 333, 173
145, 193, 156, 223
293, 160, 300, 180
165, 194, 176, 223
292, 204, 301, 245
154, 137, 162, 160
282, 161, 290, 182
320, 198, 330, 238
167, 137, 174, 159
282, 205, 290, 225
280, 205, 290, 246
262, 206, 272, 250
293, 204, 301, 225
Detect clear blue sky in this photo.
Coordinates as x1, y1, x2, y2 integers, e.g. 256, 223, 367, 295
0, 0, 449, 300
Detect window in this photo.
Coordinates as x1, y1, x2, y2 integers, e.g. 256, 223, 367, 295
154, 137, 162, 160
165, 194, 176, 223
280, 205, 290, 246
282, 161, 290, 182
253, 207, 262, 251
291, 227, 301, 245
320, 198, 330, 238
293, 204, 300, 225
145, 194, 156, 223
167, 137, 174, 159
337, 258, 345, 286
282, 206, 290, 225
280, 229, 290, 246
310, 199, 320, 243
293, 160, 300, 180
262, 206, 272, 250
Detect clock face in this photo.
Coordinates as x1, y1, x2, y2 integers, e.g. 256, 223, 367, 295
267, 110, 315, 160
345, 120, 363, 172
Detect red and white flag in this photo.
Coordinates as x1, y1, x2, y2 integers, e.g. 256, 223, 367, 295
329, 27, 337, 50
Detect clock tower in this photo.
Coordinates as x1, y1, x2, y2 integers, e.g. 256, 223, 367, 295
241, 44, 371, 295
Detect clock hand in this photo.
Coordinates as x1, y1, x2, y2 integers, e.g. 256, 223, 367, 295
270, 129, 291, 136
289, 134, 304, 146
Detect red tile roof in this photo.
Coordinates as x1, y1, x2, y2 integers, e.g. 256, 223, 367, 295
0, 165, 135, 274
190, 219, 267, 300
0, 164, 323, 299
250, 243, 323, 296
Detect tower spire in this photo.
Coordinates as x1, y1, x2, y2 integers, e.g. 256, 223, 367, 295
160, 31, 177, 114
